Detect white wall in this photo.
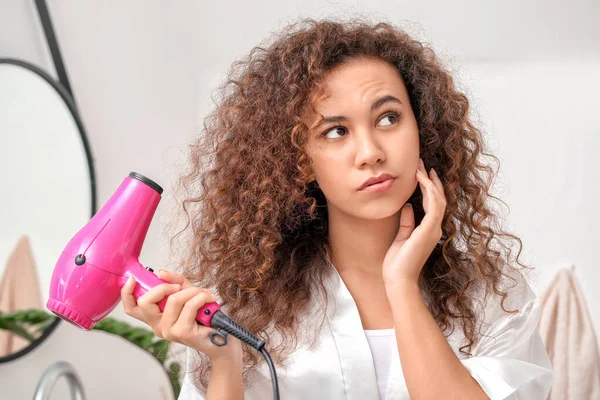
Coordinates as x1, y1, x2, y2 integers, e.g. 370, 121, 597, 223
1, 0, 598, 398
458, 60, 600, 326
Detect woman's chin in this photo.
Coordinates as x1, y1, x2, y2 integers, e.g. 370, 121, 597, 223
348, 202, 404, 221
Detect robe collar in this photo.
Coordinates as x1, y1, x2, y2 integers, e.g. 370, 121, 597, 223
323, 255, 409, 399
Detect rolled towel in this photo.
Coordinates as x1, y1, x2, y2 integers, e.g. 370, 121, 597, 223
0, 235, 43, 356
539, 266, 600, 399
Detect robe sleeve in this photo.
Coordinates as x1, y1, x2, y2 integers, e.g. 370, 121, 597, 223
177, 347, 207, 400
460, 266, 555, 400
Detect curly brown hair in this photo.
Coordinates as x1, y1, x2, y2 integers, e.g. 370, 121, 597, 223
169, 17, 531, 391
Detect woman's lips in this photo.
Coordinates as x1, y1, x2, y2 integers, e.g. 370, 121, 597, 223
359, 178, 395, 192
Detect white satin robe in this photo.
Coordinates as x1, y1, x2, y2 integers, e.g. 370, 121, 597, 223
178, 259, 554, 400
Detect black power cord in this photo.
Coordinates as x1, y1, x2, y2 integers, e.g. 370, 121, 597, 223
208, 310, 280, 400
260, 347, 279, 400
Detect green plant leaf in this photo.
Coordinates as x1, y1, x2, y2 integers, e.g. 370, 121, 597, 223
0, 309, 182, 398
0, 317, 36, 341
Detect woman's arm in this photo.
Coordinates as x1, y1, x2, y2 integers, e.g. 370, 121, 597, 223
386, 281, 489, 400
206, 357, 244, 400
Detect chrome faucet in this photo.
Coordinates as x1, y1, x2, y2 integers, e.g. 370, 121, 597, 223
33, 361, 86, 400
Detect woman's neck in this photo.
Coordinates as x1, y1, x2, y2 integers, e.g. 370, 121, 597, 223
326, 206, 400, 278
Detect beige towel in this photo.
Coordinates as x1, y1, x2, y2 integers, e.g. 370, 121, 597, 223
539, 266, 600, 399
0, 235, 43, 357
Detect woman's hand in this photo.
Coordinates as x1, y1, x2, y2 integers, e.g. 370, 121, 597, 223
121, 269, 243, 364
382, 158, 447, 288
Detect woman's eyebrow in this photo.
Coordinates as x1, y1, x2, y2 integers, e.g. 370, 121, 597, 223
313, 95, 403, 128
371, 95, 403, 111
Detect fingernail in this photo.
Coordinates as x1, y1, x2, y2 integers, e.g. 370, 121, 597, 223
171, 284, 181, 290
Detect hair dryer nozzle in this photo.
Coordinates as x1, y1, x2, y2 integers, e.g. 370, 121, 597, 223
128, 171, 163, 194
47, 298, 95, 330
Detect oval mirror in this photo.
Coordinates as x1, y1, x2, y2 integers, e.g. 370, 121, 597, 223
0, 58, 95, 363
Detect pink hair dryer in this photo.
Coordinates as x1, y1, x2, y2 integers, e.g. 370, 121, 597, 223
47, 172, 266, 352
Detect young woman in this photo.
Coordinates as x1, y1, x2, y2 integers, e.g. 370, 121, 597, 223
121, 18, 554, 400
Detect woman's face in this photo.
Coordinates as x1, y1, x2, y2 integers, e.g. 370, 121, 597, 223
304, 57, 420, 220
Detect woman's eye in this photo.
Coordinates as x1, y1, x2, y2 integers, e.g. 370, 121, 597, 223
323, 126, 347, 139
377, 113, 399, 127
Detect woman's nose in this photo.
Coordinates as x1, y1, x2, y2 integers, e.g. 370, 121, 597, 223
354, 132, 385, 167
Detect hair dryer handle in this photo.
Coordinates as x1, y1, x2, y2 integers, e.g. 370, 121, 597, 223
121, 264, 221, 328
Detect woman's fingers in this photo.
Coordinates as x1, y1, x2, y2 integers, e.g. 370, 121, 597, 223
172, 292, 218, 345
120, 273, 219, 345
121, 276, 139, 316
160, 287, 205, 334
133, 283, 181, 330
430, 167, 446, 197
160, 288, 217, 343
157, 269, 194, 289
137, 283, 181, 307
177, 291, 218, 329
417, 158, 429, 213
416, 159, 447, 237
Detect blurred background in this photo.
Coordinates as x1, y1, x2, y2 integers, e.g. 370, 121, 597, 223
0, 0, 598, 399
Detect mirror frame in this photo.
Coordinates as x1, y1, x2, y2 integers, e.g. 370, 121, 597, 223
0, 57, 97, 363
